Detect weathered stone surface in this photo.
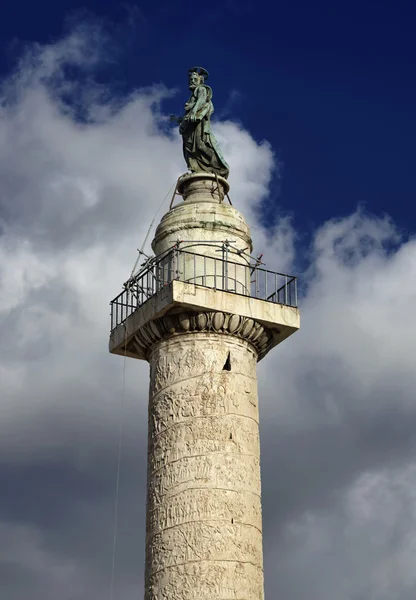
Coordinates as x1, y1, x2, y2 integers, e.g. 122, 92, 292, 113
146, 561, 263, 600
152, 177, 252, 258
145, 334, 264, 600
177, 172, 230, 203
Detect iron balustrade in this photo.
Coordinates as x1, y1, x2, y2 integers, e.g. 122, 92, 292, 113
110, 248, 297, 331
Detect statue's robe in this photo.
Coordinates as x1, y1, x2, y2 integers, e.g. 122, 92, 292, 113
179, 84, 229, 179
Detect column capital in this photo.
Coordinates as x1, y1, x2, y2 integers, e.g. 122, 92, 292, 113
131, 309, 272, 360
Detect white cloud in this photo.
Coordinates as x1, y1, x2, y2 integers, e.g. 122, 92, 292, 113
269, 464, 416, 600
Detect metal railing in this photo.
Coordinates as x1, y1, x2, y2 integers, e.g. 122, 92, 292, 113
110, 248, 297, 331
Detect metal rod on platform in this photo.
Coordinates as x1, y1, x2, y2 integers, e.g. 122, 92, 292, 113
214, 256, 217, 290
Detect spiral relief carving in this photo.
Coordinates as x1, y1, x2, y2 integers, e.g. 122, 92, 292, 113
132, 310, 273, 359
145, 332, 264, 600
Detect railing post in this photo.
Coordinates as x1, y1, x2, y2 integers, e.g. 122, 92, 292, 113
225, 244, 229, 292
222, 244, 225, 291
177, 248, 181, 281
194, 252, 196, 284
214, 256, 217, 290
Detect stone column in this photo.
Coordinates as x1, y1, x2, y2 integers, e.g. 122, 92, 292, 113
108, 172, 300, 600
145, 326, 264, 600
142, 175, 265, 599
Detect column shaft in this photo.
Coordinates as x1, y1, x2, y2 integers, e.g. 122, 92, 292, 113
145, 333, 264, 600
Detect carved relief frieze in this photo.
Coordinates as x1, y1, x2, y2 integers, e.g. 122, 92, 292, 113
144, 315, 265, 599
146, 487, 262, 537
146, 520, 263, 573
145, 560, 264, 600
147, 453, 261, 499
147, 414, 260, 475
149, 371, 258, 431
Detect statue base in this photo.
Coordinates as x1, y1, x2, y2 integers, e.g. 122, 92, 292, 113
177, 172, 230, 204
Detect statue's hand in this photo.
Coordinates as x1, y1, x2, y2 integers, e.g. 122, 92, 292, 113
189, 113, 198, 123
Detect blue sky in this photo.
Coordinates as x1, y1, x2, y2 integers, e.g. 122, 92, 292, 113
2, 0, 415, 234
1, 2, 416, 600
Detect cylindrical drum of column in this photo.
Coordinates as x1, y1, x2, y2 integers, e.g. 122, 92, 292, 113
144, 331, 264, 600
152, 175, 253, 296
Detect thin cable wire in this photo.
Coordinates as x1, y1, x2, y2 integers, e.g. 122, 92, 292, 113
129, 179, 178, 280
110, 318, 128, 600
108, 180, 177, 597
109, 179, 178, 597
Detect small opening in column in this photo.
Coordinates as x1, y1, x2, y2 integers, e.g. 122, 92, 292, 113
229, 432, 233, 440
231, 518, 234, 524
223, 352, 231, 371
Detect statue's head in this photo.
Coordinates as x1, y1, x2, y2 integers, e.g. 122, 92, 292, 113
188, 66, 209, 90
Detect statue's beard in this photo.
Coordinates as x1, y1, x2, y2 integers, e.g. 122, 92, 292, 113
189, 78, 201, 90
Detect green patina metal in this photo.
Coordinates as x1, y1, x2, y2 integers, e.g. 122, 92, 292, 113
171, 66, 230, 179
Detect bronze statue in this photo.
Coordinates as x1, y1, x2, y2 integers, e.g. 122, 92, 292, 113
171, 67, 229, 179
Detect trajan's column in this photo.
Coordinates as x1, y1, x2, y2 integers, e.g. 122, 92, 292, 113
109, 67, 300, 600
